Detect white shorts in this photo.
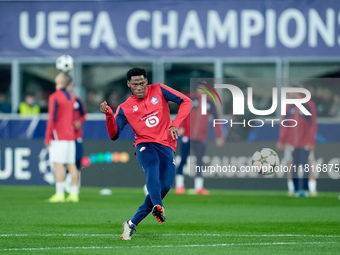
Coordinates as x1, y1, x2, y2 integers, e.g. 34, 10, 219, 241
49, 140, 76, 164
283, 145, 315, 161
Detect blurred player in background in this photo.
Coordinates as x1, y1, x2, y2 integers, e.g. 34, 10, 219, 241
176, 87, 223, 195
45, 72, 79, 203
19, 93, 40, 115
279, 144, 318, 197
100, 67, 192, 240
63, 81, 87, 192
277, 86, 317, 197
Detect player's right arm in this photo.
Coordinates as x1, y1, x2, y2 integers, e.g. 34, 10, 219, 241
74, 97, 87, 130
44, 95, 57, 146
208, 100, 224, 146
100, 101, 127, 141
277, 106, 289, 149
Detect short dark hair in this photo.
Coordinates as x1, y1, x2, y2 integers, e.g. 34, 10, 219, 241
126, 67, 147, 81
25, 92, 34, 97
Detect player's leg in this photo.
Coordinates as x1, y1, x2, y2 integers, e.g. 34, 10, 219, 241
292, 147, 310, 197
65, 141, 79, 202
64, 139, 82, 193
158, 144, 176, 198
291, 148, 300, 196
286, 161, 295, 196
193, 140, 209, 195
136, 143, 163, 206
300, 148, 310, 196
308, 151, 318, 197
53, 162, 66, 201
131, 144, 175, 226
284, 145, 294, 196
129, 143, 162, 226
176, 136, 190, 194
47, 141, 66, 202
155, 144, 176, 223
75, 139, 83, 171
130, 194, 154, 227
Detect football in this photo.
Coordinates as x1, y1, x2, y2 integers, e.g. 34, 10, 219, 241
252, 148, 280, 175
56, 55, 74, 72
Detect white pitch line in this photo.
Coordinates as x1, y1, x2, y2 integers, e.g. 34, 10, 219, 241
155, 234, 340, 238
2, 242, 339, 251
1, 233, 340, 237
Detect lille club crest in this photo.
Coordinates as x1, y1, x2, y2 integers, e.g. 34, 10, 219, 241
150, 97, 159, 105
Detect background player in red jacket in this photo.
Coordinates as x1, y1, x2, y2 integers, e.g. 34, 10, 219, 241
100, 67, 192, 240
277, 88, 317, 197
64, 82, 87, 192
175, 88, 224, 195
45, 72, 79, 203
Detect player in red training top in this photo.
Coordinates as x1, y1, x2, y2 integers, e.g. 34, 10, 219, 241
277, 87, 317, 197
175, 88, 224, 195
45, 72, 79, 203
100, 67, 192, 240
64, 81, 87, 193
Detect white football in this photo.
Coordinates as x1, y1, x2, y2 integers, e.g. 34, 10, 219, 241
56, 55, 74, 72
252, 148, 279, 175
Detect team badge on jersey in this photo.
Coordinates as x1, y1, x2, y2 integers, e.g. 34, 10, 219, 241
133, 105, 138, 112
150, 97, 159, 105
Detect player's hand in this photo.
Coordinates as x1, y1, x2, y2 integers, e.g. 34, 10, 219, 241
305, 144, 314, 151
74, 120, 81, 130
100, 101, 109, 114
216, 137, 224, 147
169, 126, 179, 140
276, 142, 285, 150
178, 127, 185, 136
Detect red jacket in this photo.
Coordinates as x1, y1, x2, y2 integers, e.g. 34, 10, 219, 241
105, 83, 192, 152
181, 92, 222, 141
74, 97, 87, 140
45, 88, 76, 145
279, 101, 317, 148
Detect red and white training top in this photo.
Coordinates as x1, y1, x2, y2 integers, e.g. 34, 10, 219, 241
105, 83, 193, 152
278, 101, 317, 148
45, 88, 76, 145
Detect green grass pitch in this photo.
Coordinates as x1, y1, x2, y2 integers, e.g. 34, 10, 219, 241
1, 186, 340, 254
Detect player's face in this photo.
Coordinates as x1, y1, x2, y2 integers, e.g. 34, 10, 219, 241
66, 82, 73, 92
128, 75, 147, 99
55, 73, 64, 90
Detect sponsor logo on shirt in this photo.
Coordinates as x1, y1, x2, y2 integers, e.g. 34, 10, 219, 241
141, 112, 160, 128
145, 116, 159, 127
133, 105, 138, 112
150, 97, 159, 105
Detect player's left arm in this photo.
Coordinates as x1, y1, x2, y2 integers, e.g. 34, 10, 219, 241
74, 98, 87, 130
159, 84, 193, 129
44, 95, 57, 146
77, 98, 87, 124
305, 101, 317, 149
208, 101, 223, 142
300, 101, 317, 150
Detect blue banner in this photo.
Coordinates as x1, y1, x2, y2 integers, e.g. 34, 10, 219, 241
0, 118, 339, 142
1, 0, 340, 57
0, 140, 49, 185
0, 119, 134, 140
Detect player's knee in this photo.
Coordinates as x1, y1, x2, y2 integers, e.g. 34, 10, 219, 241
161, 183, 172, 193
